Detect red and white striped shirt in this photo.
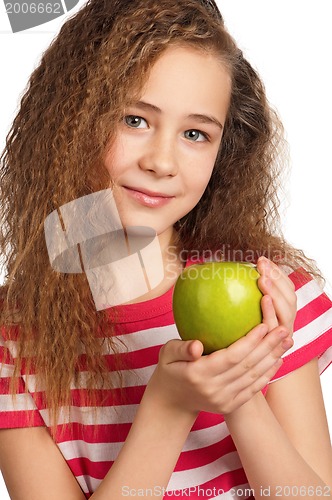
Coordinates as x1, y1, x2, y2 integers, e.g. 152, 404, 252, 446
0, 266, 331, 499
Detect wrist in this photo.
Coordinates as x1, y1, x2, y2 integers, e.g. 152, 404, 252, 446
145, 365, 200, 420
143, 374, 199, 425
224, 391, 266, 424
122, 382, 198, 467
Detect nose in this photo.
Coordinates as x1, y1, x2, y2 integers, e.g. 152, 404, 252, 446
139, 130, 179, 177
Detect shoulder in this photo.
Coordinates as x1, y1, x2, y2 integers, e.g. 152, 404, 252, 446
272, 266, 332, 382
0, 287, 23, 341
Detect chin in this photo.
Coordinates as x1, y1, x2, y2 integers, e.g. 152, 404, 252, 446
122, 218, 176, 240
120, 216, 153, 231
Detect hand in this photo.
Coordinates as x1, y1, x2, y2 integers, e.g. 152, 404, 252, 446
148, 322, 293, 416
257, 256, 297, 334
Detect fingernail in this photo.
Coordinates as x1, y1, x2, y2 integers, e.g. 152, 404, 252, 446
260, 256, 270, 267
279, 329, 289, 338
282, 338, 293, 350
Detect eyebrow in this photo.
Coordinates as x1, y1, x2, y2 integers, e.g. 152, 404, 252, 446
129, 100, 224, 130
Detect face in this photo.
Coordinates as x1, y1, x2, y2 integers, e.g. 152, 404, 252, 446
104, 45, 231, 247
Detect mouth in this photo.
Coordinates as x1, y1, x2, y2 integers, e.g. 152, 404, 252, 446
122, 186, 175, 208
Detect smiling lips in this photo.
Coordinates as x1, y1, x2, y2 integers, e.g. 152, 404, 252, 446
123, 186, 175, 208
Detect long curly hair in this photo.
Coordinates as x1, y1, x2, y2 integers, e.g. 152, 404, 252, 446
0, 0, 321, 435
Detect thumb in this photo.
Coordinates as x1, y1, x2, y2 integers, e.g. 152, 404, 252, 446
160, 339, 204, 364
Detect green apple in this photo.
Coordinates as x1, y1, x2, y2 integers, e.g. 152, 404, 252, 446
173, 261, 263, 354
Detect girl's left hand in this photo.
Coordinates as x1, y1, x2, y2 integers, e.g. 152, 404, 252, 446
256, 256, 297, 334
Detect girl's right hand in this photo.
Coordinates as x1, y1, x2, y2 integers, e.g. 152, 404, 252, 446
147, 321, 293, 417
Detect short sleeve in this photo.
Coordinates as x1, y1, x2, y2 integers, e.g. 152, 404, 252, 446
0, 328, 45, 429
270, 268, 332, 382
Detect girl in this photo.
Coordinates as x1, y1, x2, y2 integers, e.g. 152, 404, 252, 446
0, 0, 331, 498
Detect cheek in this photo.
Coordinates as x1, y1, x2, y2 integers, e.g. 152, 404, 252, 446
103, 136, 129, 177
190, 163, 215, 196
104, 150, 123, 179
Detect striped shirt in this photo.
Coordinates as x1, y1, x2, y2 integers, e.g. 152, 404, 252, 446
0, 266, 331, 499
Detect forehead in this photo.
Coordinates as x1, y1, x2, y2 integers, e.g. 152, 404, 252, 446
135, 45, 231, 122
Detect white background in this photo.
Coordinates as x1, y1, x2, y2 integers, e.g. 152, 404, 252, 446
0, 1, 331, 497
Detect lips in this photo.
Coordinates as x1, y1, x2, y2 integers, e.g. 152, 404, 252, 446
122, 186, 174, 208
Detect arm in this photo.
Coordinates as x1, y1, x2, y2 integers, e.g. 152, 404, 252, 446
224, 358, 332, 499
225, 258, 332, 498
0, 258, 317, 499
91, 364, 198, 499
0, 322, 292, 500
0, 388, 197, 500
0, 426, 87, 500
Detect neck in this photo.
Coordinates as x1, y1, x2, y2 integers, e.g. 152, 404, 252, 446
124, 227, 184, 305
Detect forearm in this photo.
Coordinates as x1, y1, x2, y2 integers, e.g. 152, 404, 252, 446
224, 392, 329, 500
91, 382, 197, 500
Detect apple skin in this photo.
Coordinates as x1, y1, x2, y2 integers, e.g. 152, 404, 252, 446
172, 261, 263, 354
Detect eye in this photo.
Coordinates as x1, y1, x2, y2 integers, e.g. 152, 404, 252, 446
124, 115, 148, 129
184, 129, 209, 142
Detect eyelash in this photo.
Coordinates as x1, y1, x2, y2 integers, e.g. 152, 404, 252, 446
123, 115, 210, 143
124, 115, 148, 129
184, 130, 209, 142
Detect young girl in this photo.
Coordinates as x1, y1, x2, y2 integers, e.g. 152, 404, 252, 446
0, 0, 331, 498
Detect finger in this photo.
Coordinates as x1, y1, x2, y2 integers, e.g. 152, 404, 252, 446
259, 275, 295, 309
188, 339, 205, 359
261, 294, 278, 331
160, 339, 203, 364
231, 357, 284, 409
234, 334, 293, 391
257, 257, 295, 300
243, 326, 291, 367
252, 334, 293, 376
225, 326, 290, 382
257, 257, 297, 330
264, 284, 296, 331
230, 331, 293, 398
208, 323, 269, 372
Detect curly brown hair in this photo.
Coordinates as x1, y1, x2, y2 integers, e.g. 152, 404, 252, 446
0, 0, 321, 436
